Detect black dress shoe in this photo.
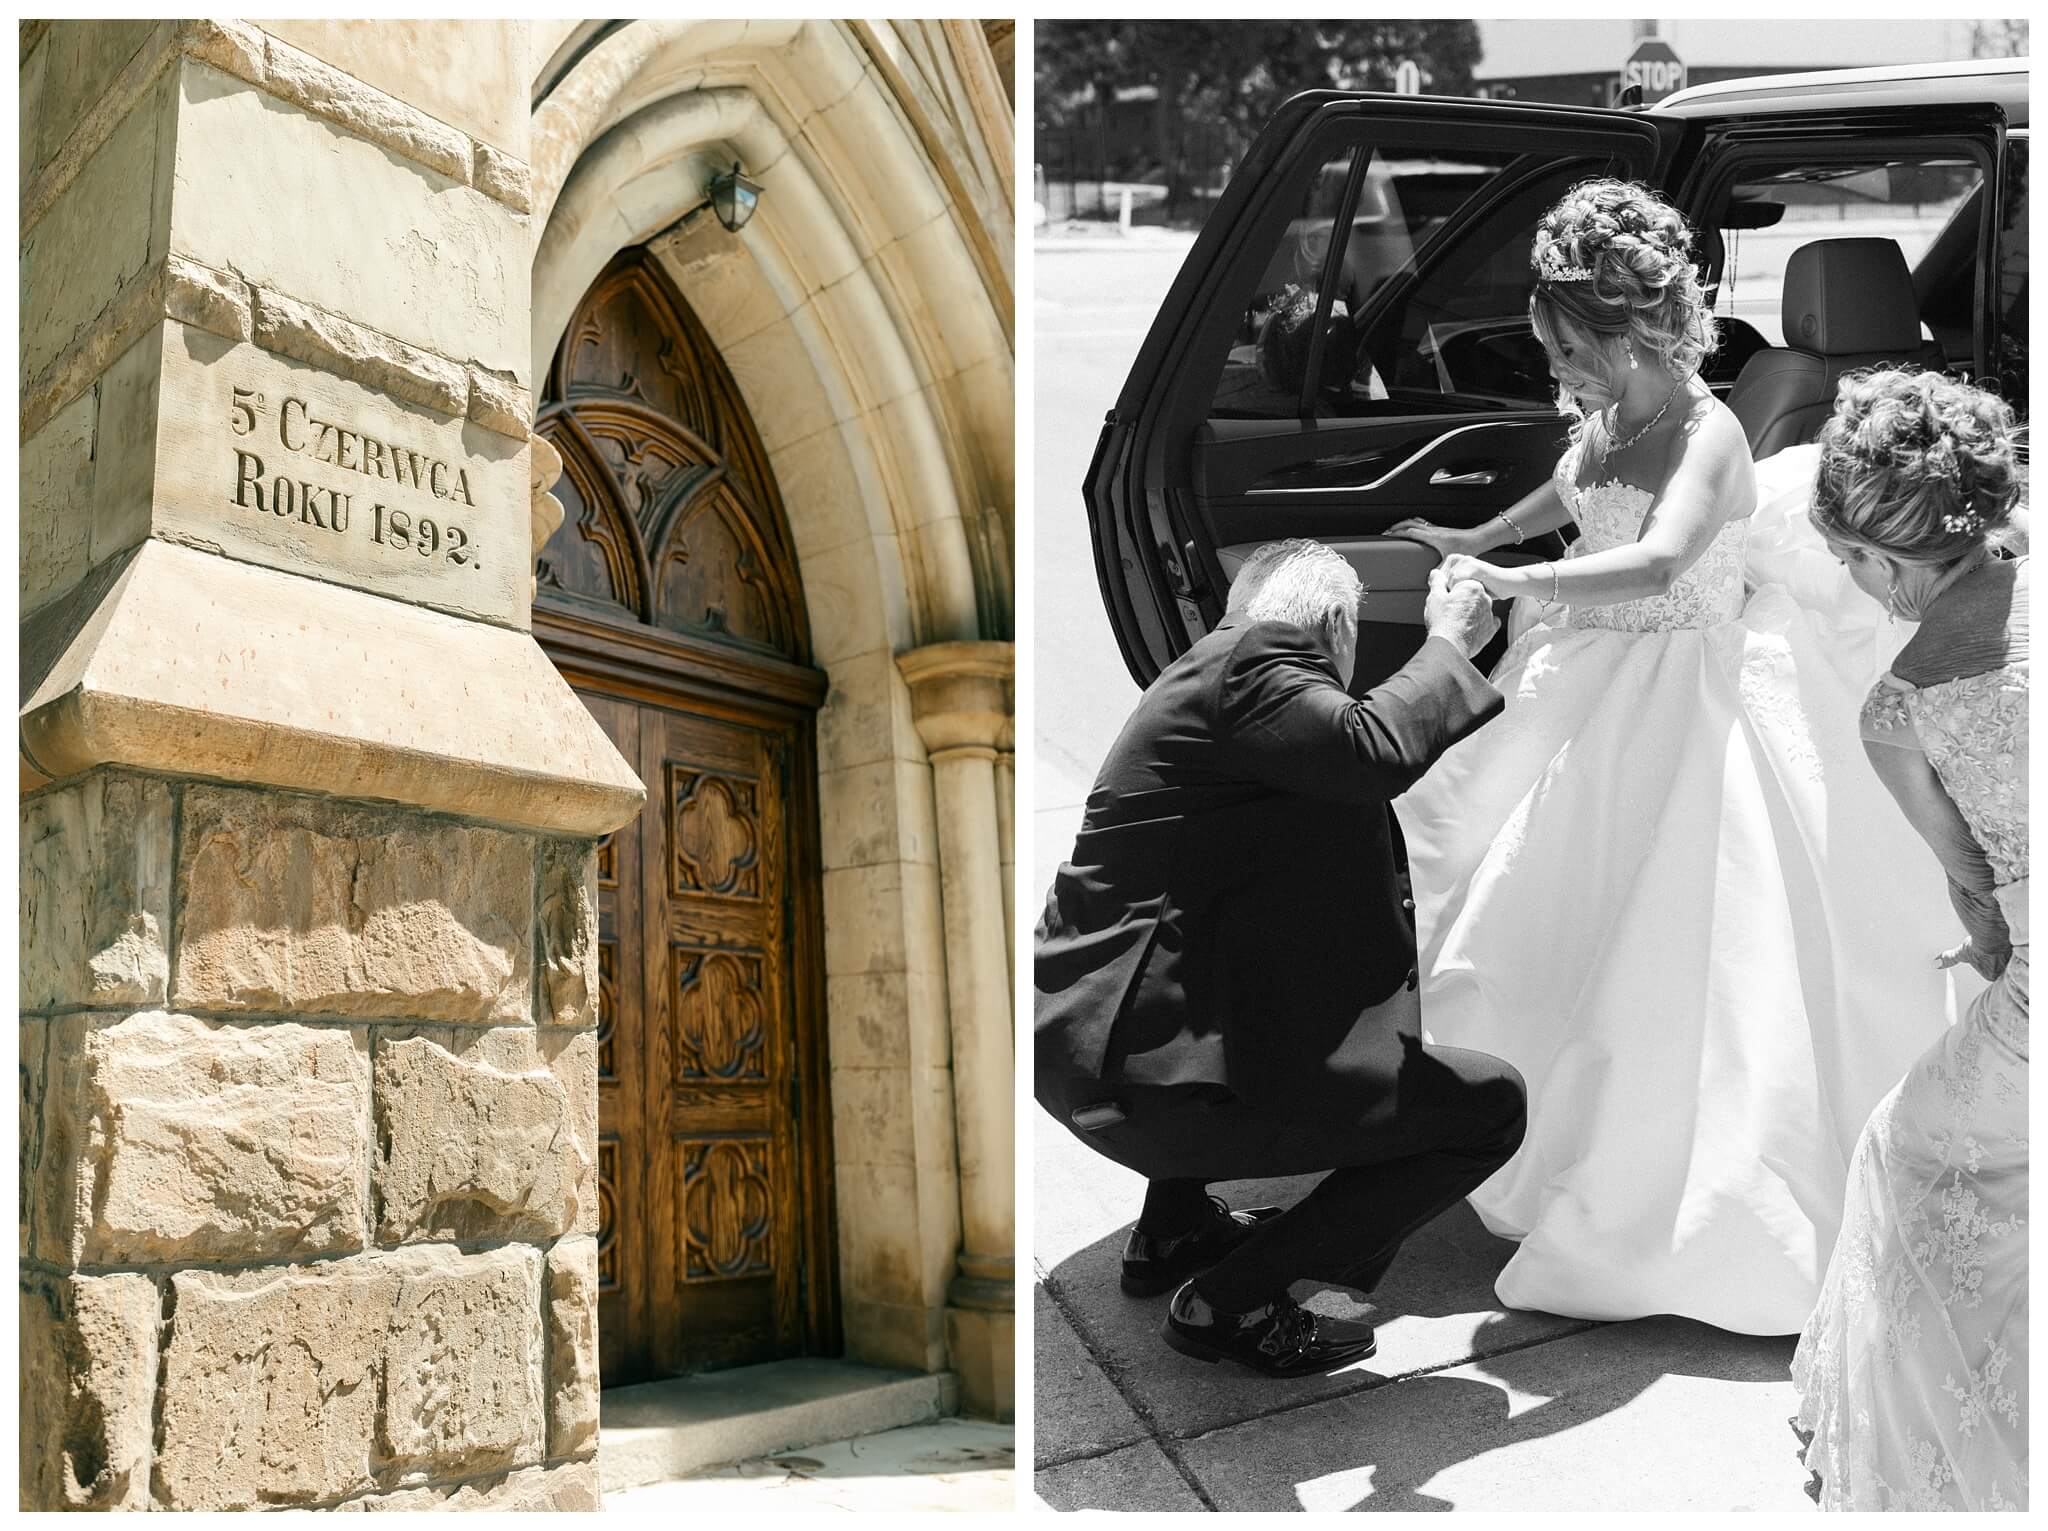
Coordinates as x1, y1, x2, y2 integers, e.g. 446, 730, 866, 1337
1120, 1197, 1282, 1297
1160, 1280, 1376, 1378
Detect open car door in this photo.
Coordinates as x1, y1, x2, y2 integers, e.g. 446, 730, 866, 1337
1086, 93, 1675, 689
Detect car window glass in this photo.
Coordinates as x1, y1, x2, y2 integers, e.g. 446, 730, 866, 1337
1211, 148, 1361, 418
1709, 155, 1984, 358
1209, 144, 1625, 421
1994, 136, 2027, 419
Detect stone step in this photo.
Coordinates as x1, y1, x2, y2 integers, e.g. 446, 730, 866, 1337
597, 1359, 956, 1493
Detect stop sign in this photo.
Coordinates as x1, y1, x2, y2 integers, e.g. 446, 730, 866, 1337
1621, 39, 1686, 103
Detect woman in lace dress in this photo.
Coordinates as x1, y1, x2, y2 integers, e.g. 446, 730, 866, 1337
1385, 180, 1965, 1333
1792, 369, 2027, 1510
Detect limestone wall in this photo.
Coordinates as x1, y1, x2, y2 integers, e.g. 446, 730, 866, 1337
19, 769, 603, 1510
19, 19, 635, 1509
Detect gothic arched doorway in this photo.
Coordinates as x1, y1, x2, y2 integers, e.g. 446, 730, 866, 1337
536, 247, 837, 1386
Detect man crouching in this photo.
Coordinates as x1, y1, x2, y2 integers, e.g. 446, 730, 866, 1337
1034, 539, 1524, 1376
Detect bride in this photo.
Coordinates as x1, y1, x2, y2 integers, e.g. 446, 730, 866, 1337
1385, 178, 1967, 1334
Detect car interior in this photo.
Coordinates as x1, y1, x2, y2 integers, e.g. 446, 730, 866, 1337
1107, 111, 2027, 702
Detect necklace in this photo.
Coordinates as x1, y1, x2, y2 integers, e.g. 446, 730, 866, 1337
1603, 375, 1686, 460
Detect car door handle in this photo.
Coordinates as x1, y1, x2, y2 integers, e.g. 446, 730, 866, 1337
1430, 466, 1500, 488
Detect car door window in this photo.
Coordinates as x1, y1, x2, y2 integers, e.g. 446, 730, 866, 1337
1994, 135, 2027, 419
1208, 142, 1632, 422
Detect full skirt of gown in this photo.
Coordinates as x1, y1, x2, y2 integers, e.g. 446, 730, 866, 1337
1394, 448, 1980, 1334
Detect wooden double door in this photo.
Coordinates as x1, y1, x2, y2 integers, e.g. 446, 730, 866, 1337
576, 688, 835, 1384
536, 246, 836, 1384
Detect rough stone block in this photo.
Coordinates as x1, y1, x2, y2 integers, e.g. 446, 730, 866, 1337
335, 1460, 600, 1511
162, 250, 252, 340
535, 838, 599, 1027
544, 1028, 600, 1238
174, 57, 531, 388
155, 1245, 544, 1511
20, 1021, 47, 1257
470, 142, 532, 214
20, 772, 172, 1010
18, 1271, 159, 1511
173, 786, 533, 1022
372, 1027, 573, 1244
20, 63, 171, 393
38, 1012, 370, 1265
254, 36, 472, 185
250, 285, 468, 416
467, 363, 531, 436
256, 20, 530, 162
20, 385, 96, 616
30, 20, 159, 175
545, 1237, 600, 1460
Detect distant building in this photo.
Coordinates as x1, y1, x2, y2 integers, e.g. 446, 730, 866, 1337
1473, 18, 2004, 106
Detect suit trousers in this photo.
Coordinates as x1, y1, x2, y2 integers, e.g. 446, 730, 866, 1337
1062, 1033, 1526, 1308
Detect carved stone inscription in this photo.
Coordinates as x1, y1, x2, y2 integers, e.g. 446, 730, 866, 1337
151, 322, 529, 629
226, 388, 484, 573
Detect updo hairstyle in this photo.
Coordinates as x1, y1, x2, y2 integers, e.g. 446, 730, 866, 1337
1528, 177, 1719, 383
1810, 368, 2023, 566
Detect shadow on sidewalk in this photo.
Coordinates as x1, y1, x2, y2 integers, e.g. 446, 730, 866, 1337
1041, 1173, 1800, 1509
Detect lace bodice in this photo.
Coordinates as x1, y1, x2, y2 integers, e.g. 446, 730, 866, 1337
1862, 664, 2030, 887
1554, 441, 1749, 633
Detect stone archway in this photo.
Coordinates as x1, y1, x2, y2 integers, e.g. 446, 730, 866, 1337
530, 21, 1016, 1412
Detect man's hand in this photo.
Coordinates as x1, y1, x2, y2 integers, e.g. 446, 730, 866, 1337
1425, 567, 1500, 659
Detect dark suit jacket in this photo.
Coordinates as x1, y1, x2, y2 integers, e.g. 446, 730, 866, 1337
1034, 620, 1502, 1118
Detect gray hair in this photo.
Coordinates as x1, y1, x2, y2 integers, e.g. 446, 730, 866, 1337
1234, 538, 1361, 640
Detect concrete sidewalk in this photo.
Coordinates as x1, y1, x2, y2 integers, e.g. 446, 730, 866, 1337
1033, 1117, 1818, 1513
607, 1418, 1014, 1513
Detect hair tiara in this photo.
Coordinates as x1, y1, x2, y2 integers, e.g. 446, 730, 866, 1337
1535, 244, 1593, 284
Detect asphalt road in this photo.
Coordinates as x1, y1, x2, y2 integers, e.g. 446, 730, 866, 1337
1030, 232, 1197, 897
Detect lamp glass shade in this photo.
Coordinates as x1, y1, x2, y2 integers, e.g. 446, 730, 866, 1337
709, 163, 762, 232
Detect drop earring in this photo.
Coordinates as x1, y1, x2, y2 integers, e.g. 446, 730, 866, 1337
1626, 337, 1640, 371
1885, 577, 1901, 625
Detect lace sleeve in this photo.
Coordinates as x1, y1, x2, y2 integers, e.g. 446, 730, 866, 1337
1859, 675, 1917, 740
1859, 693, 2010, 963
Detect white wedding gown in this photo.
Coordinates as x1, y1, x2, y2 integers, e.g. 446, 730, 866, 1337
1394, 441, 1978, 1335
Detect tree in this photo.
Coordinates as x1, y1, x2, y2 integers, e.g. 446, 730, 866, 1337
1035, 21, 1483, 217
1969, 19, 2028, 58
1037, 20, 1482, 138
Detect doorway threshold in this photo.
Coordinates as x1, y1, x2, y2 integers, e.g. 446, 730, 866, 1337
598, 1359, 958, 1493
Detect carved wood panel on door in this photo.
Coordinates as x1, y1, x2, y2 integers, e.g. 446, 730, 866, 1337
537, 247, 835, 1386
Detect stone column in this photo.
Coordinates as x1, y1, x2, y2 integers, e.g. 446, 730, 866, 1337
995, 722, 1016, 981
19, 21, 637, 1511
896, 641, 1015, 1421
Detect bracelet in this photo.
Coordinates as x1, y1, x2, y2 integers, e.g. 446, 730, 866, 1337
1496, 509, 1527, 545
1548, 562, 1561, 604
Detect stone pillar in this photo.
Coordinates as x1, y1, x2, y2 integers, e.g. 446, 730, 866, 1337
995, 725, 1016, 981
19, 21, 638, 1511
897, 641, 1015, 1422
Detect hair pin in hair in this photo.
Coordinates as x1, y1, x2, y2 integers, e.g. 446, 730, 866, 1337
1535, 245, 1594, 284
1942, 510, 1984, 535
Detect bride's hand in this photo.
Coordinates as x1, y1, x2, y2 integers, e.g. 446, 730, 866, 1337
1936, 938, 2009, 981
1439, 552, 1506, 595
1386, 519, 1478, 558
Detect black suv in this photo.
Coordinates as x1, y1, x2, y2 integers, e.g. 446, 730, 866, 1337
1086, 58, 2029, 690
